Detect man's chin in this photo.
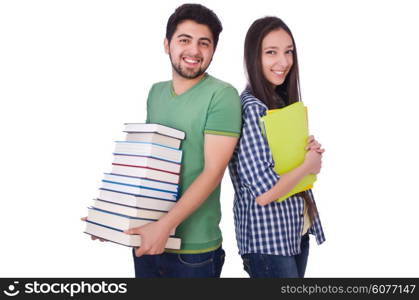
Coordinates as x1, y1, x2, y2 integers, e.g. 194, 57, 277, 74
184, 73, 203, 79
178, 69, 205, 79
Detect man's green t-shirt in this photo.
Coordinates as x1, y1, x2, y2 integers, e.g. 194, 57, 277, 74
146, 74, 242, 253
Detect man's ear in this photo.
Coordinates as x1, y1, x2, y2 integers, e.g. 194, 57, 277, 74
164, 38, 169, 54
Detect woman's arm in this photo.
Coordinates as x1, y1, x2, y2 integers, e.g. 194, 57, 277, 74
236, 102, 324, 206
256, 148, 323, 206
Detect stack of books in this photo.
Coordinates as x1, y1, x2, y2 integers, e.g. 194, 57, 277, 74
84, 123, 185, 249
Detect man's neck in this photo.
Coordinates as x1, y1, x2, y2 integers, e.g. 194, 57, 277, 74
172, 72, 207, 95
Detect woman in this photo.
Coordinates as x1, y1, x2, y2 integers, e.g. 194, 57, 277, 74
228, 16, 326, 278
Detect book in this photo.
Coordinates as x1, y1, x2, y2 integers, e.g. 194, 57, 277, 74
98, 189, 176, 212
92, 198, 167, 220
113, 154, 181, 174
84, 221, 181, 249
260, 101, 316, 202
101, 180, 177, 201
103, 173, 178, 193
84, 123, 184, 250
111, 164, 179, 184
124, 123, 186, 140
114, 141, 182, 164
87, 207, 176, 235
126, 132, 181, 149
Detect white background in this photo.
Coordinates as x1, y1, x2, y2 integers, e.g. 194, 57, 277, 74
1, 0, 418, 277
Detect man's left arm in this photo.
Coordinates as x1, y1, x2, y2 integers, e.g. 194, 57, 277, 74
125, 134, 238, 257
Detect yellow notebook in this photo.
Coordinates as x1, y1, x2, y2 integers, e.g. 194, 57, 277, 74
260, 101, 316, 202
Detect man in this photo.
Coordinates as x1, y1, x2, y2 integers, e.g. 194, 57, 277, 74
123, 4, 242, 277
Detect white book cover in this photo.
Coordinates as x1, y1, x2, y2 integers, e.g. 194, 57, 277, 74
92, 199, 167, 220
103, 173, 178, 193
98, 189, 176, 212
87, 207, 176, 235
125, 132, 181, 149
84, 222, 181, 249
113, 154, 181, 174
114, 141, 182, 164
101, 181, 177, 201
124, 123, 185, 140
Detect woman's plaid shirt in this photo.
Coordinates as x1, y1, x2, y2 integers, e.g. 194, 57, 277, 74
228, 90, 325, 255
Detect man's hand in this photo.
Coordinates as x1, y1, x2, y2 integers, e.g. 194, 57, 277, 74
81, 217, 107, 242
124, 221, 172, 257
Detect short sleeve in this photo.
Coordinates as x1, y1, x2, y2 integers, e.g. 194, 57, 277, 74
237, 103, 280, 197
145, 84, 155, 124
204, 87, 242, 137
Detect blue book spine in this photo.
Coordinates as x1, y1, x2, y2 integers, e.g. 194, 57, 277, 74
99, 188, 177, 202
102, 180, 178, 196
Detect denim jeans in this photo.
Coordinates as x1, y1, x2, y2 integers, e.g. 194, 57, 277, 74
132, 246, 225, 278
241, 233, 310, 278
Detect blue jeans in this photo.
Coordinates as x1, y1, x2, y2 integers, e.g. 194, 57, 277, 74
241, 233, 310, 278
132, 246, 225, 278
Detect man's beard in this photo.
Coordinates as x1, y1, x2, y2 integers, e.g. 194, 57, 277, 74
169, 53, 210, 79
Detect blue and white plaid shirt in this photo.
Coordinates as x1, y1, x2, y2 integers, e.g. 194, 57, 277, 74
228, 89, 326, 256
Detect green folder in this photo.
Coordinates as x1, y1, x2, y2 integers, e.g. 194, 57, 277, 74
260, 101, 316, 202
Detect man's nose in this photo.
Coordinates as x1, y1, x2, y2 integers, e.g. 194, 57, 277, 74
186, 42, 200, 56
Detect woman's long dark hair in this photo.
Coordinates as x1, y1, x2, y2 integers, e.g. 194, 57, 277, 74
244, 16, 318, 221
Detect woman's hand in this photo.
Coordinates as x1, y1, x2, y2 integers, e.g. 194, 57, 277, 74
305, 135, 325, 154
254, 135, 325, 206
303, 135, 324, 175
303, 150, 322, 175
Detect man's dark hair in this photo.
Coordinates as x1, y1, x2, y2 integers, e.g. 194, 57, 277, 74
166, 4, 223, 49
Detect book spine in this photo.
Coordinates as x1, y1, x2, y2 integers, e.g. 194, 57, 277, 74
103, 173, 179, 192
111, 165, 180, 184
87, 208, 176, 235
98, 189, 176, 211
102, 180, 177, 194
112, 163, 179, 175
101, 180, 178, 201
93, 199, 167, 219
